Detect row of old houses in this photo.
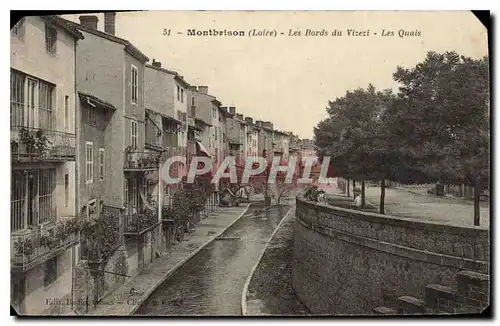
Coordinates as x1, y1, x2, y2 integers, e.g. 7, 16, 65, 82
10, 14, 312, 315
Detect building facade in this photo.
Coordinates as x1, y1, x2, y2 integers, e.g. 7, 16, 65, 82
64, 14, 162, 303
10, 15, 84, 315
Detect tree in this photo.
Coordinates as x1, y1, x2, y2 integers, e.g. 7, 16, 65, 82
389, 51, 489, 224
315, 84, 392, 213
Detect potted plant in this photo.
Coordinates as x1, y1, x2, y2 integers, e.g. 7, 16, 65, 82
13, 236, 35, 259
11, 140, 19, 155
34, 129, 51, 157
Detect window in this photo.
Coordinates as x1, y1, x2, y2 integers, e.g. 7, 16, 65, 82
12, 18, 25, 39
88, 106, 97, 124
191, 96, 195, 106
99, 148, 105, 180
180, 89, 184, 103
10, 70, 25, 127
44, 257, 57, 287
88, 200, 97, 219
45, 23, 57, 54
131, 65, 138, 104
38, 81, 54, 130
86, 142, 94, 184
131, 121, 138, 148
177, 85, 180, 101
10, 70, 56, 130
11, 169, 56, 232
64, 174, 69, 207
64, 95, 69, 131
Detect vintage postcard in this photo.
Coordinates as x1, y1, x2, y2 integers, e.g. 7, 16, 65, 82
9, 10, 490, 317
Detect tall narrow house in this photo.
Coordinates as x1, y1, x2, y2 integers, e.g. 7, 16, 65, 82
62, 14, 161, 302
10, 15, 84, 314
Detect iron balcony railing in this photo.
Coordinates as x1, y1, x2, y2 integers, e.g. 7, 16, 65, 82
11, 216, 79, 272
123, 209, 159, 235
124, 151, 161, 171
11, 126, 76, 162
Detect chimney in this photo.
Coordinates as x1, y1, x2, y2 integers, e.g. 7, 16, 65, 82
79, 15, 98, 30
104, 12, 116, 35
198, 86, 208, 94
245, 117, 254, 125
236, 113, 244, 120
151, 59, 162, 68
256, 120, 263, 127
189, 86, 197, 91
229, 107, 236, 115
263, 121, 273, 130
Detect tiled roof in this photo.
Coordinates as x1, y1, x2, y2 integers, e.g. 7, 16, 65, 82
59, 16, 148, 63
78, 92, 116, 110
44, 15, 84, 40
145, 64, 191, 88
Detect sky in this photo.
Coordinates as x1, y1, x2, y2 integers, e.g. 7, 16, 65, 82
62, 11, 488, 139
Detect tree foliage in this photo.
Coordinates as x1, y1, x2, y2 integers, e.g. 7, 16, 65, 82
314, 51, 490, 223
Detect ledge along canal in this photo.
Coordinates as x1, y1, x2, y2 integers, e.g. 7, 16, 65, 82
134, 202, 291, 316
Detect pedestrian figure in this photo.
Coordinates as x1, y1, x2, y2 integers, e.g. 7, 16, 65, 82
351, 188, 362, 209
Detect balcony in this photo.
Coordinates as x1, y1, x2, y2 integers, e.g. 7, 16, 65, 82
11, 217, 79, 273
273, 143, 285, 154
123, 209, 159, 236
11, 126, 76, 162
124, 150, 161, 172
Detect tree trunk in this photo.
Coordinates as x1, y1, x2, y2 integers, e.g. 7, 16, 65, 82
474, 184, 480, 226
347, 179, 350, 197
459, 184, 463, 198
380, 179, 385, 214
352, 180, 356, 189
361, 179, 366, 208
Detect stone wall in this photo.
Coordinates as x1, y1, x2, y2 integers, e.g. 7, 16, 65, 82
292, 197, 490, 315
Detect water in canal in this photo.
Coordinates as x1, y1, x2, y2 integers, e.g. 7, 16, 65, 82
135, 202, 291, 316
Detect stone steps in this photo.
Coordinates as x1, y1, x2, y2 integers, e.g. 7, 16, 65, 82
372, 270, 489, 315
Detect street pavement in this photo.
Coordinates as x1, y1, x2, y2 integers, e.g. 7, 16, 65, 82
325, 185, 490, 228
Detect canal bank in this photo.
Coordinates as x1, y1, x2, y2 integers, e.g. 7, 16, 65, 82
135, 203, 293, 316
85, 204, 250, 316
242, 208, 309, 316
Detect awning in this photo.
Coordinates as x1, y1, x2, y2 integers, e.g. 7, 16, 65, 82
196, 141, 211, 157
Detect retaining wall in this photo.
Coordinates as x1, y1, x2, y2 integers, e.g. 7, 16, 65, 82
292, 196, 489, 315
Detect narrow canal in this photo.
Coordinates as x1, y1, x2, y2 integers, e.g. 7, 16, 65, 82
134, 202, 291, 316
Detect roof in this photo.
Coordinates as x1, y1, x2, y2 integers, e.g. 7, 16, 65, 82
145, 107, 182, 124
59, 16, 149, 63
195, 117, 212, 127
78, 92, 116, 110
146, 64, 191, 88
43, 16, 84, 40
273, 130, 288, 136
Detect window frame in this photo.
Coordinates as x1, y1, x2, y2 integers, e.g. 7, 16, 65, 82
45, 23, 57, 55
131, 120, 138, 149
64, 95, 69, 131
99, 148, 105, 181
64, 174, 69, 208
12, 18, 25, 39
131, 65, 139, 105
85, 141, 94, 184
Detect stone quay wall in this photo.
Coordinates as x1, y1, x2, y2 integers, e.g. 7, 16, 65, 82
292, 196, 489, 315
